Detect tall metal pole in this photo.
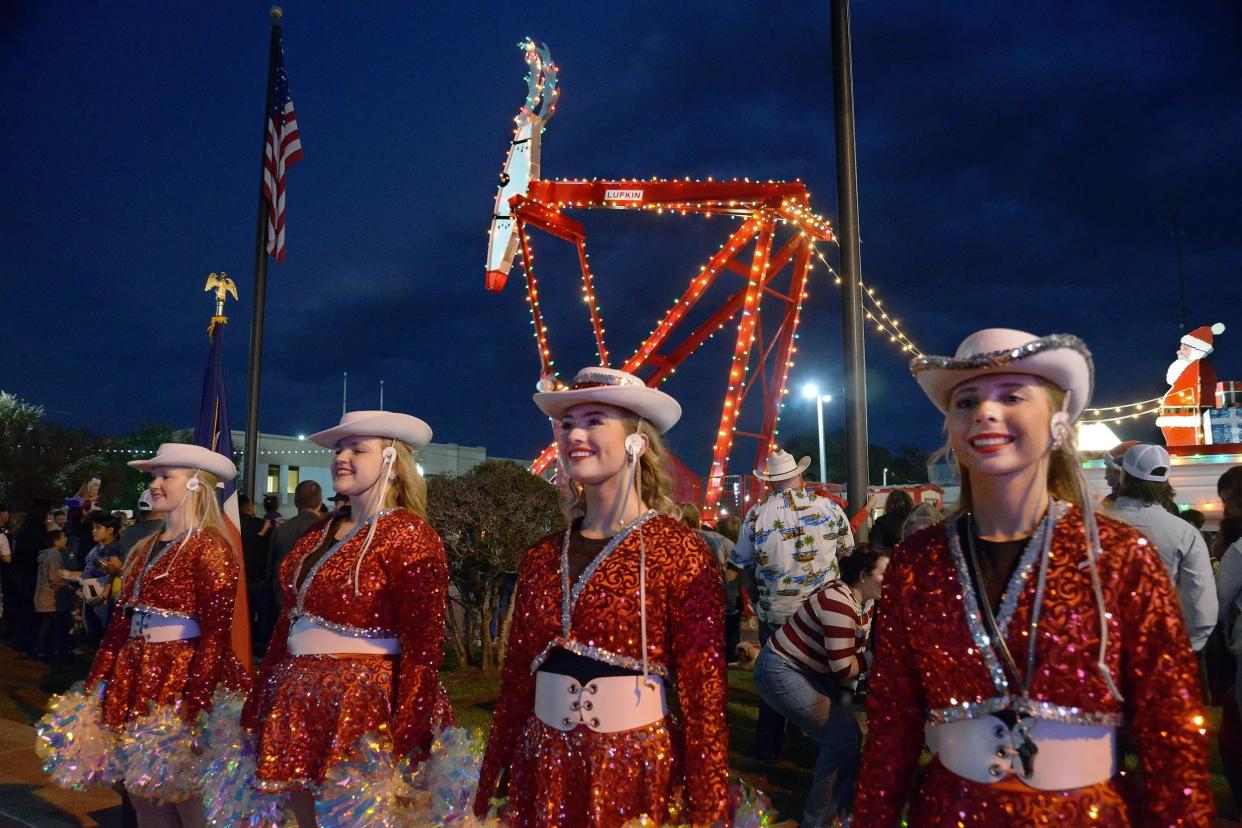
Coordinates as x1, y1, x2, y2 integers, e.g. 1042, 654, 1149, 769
815, 396, 827, 485
243, 10, 282, 501
342, 371, 348, 416
379, 379, 385, 411
831, 0, 870, 514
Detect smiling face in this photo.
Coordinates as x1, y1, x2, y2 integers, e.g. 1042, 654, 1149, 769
146, 467, 195, 514
556, 402, 634, 487
331, 435, 389, 498
947, 373, 1057, 481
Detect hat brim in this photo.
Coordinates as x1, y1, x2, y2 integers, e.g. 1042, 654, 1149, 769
913, 335, 1093, 420
308, 413, 432, 449
127, 451, 236, 482
533, 385, 682, 433
754, 455, 812, 481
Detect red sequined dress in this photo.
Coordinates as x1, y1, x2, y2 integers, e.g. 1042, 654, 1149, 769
87, 529, 252, 726
475, 512, 731, 827
242, 508, 453, 792
853, 504, 1214, 826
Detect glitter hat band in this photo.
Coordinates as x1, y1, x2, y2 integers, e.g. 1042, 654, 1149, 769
533, 366, 682, 433
911, 329, 1094, 420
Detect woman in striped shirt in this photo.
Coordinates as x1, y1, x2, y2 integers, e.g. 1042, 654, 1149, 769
752, 543, 889, 827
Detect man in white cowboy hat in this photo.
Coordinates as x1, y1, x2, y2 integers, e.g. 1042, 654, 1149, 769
729, 447, 854, 760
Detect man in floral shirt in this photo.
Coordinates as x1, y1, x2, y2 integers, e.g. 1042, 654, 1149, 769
730, 449, 853, 760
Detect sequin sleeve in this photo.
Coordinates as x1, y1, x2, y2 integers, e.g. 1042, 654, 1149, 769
180, 533, 243, 720
86, 585, 133, 689
1115, 531, 1215, 825
667, 530, 731, 825
853, 541, 927, 825
387, 513, 451, 762
474, 539, 553, 816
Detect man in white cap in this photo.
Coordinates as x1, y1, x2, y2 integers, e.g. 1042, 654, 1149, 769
117, 489, 162, 558
729, 448, 854, 760
1111, 443, 1217, 653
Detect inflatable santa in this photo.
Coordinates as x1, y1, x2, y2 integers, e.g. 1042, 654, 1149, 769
1157, 322, 1225, 445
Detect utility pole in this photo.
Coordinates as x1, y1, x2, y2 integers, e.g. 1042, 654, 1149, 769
831, 0, 870, 514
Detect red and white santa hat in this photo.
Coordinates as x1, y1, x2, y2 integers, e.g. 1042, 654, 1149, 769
1181, 323, 1225, 355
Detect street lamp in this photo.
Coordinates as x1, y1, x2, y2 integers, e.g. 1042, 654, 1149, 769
802, 383, 832, 483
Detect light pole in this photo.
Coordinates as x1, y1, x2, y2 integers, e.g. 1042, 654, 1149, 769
802, 384, 832, 483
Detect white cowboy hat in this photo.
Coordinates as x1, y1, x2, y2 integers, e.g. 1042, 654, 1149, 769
754, 449, 812, 482
127, 443, 237, 481
309, 410, 433, 450
533, 367, 682, 434
911, 329, 1094, 420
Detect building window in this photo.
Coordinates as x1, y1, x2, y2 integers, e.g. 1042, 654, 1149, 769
266, 464, 280, 495
287, 466, 300, 494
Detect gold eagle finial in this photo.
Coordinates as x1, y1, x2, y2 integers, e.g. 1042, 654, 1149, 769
204, 272, 238, 333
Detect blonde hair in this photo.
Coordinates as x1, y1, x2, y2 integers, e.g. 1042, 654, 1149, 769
937, 379, 1085, 514
381, 439, 428, 519
561, 417, 679, 522
123, 469, 233, 577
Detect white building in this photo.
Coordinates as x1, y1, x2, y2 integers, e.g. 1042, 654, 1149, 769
228, 430, 494, 508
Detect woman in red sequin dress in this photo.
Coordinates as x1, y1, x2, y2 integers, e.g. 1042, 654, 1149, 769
87, 443, 252, 825
242, 411, 452, 826
475, 367, 730, 827
853, 329, 1214, 826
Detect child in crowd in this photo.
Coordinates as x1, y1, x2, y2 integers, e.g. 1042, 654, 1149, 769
34, 530, 73, 660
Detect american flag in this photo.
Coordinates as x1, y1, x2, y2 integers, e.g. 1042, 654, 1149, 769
264, 36, 303, 263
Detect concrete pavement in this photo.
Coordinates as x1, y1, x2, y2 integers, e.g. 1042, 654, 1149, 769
0, 718, 120, 827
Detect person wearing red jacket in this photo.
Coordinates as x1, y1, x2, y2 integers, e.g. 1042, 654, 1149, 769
475, 367, 730, 827
242, 411, 452, 827
86, 444, 250, 825
853, 329, 1214, 826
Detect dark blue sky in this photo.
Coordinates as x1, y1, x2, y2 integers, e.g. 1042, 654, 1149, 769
3, 2, 1240, 475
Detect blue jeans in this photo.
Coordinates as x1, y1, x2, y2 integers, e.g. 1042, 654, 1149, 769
754, 620, 788, 757
753, 647, 862, 826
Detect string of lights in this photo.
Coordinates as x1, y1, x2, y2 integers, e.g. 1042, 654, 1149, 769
809, 248, 923, 357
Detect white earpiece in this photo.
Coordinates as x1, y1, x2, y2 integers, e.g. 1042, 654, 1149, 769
625, 434, 645, 460
382, 446, 397, 464
185, 474, 203, 492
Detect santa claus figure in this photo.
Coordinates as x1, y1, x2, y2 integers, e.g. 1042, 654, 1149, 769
1158, 322, 1225, 445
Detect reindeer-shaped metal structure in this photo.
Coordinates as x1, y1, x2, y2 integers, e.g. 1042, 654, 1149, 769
486, 40, 834, 518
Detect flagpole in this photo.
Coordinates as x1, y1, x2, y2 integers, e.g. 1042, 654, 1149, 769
243, 7, 283, 501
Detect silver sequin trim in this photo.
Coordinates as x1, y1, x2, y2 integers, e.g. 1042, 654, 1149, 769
530, 636, 670, 678
945, 520, 1009, 695
252, 777, 320, 794
292, 508, 398, 618
128, 603, 196, 621
560, 510, 660, 635
909, 333, 1094, 389
993, 501, 1068, 635
928, 696, 1123, 728
290, 610, 397, 640
131, 531, 190, 599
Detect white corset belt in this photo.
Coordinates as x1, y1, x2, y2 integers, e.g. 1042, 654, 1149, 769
129, 609, 200, 642
927, 715, 1117, 791
534, 671, 667, 734
287, 616, 401, 656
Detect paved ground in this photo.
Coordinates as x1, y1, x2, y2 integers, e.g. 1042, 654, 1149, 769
0, 719, 120, 827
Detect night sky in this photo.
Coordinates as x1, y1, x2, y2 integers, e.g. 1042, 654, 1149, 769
3, 2, 1240, 477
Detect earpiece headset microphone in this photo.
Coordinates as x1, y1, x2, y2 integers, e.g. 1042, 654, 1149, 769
624, 433, 645, 460
351, 440, 400, 595
185, 474, 203, 492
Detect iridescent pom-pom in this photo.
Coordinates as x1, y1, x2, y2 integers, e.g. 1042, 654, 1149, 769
119, 703, 200, 803
410, 726, 487, 825
34, 681, 120, 790
316, 730, 413, 828
195, 689, 246, 771
200, 736, 287, 828
730, 778, 778, 828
